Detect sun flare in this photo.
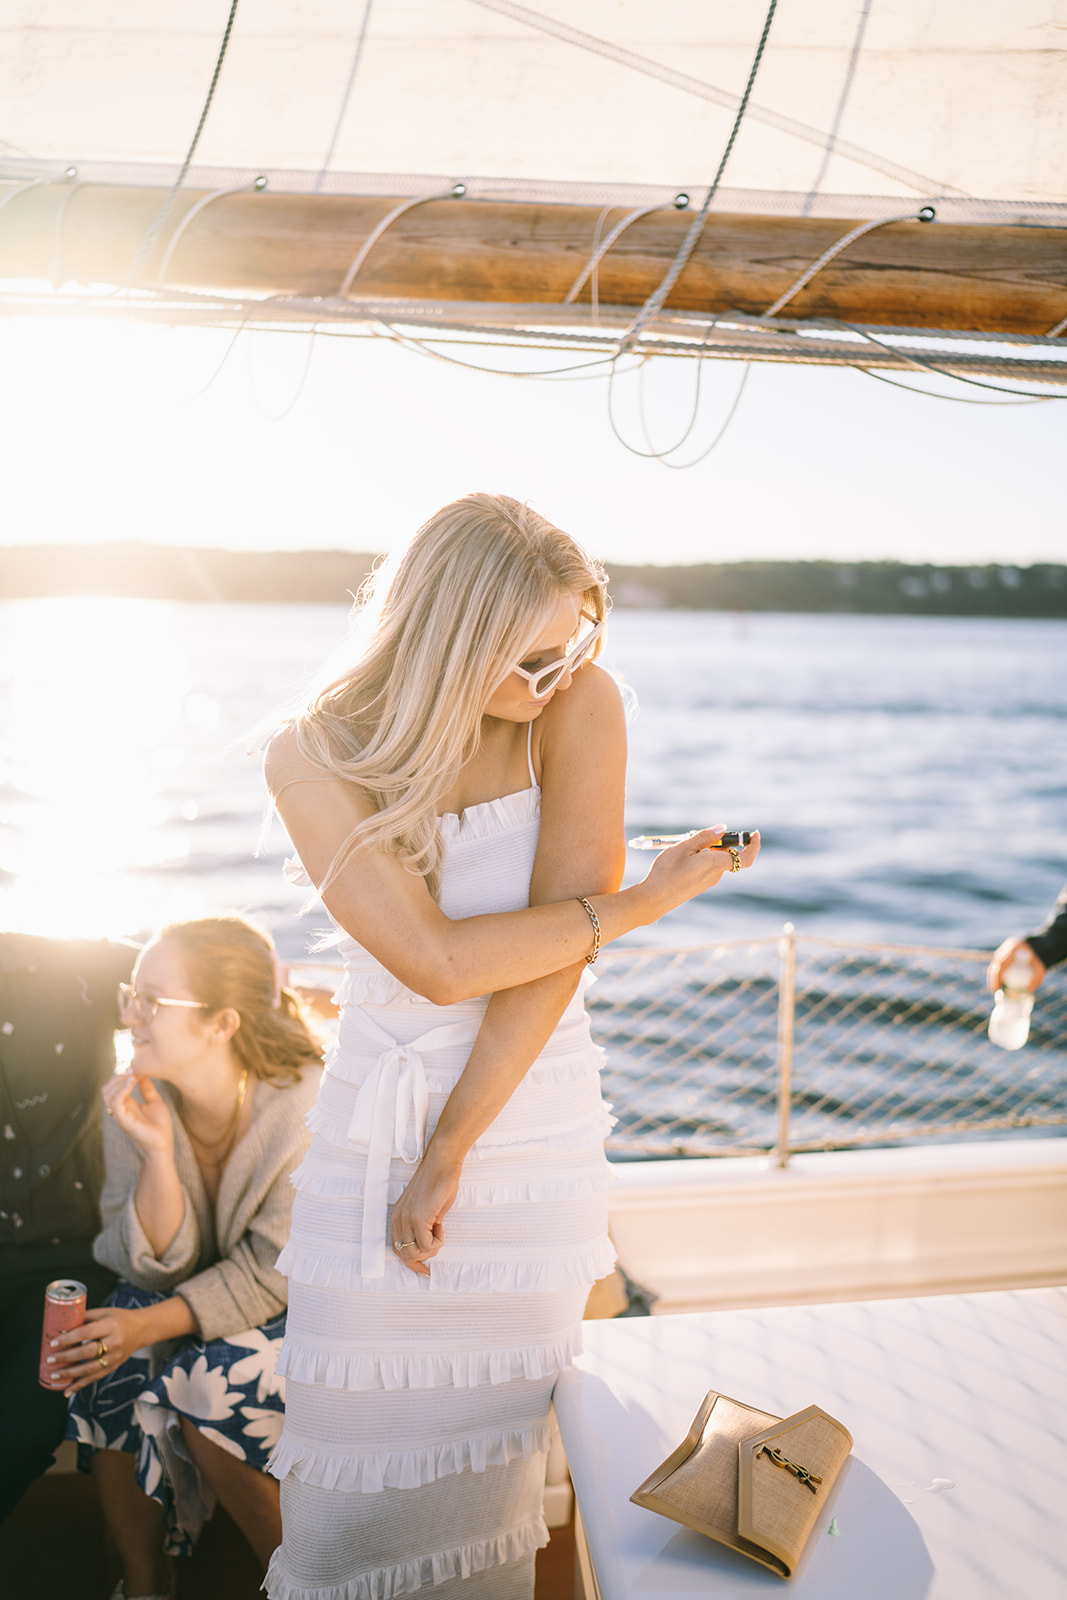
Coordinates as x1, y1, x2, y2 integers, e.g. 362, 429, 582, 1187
0, 597, 199, 938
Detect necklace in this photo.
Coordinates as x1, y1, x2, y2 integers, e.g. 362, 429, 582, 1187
179, 1067, 249, 1170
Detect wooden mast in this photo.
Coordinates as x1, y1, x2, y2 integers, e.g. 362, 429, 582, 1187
1, 184, 1064, 336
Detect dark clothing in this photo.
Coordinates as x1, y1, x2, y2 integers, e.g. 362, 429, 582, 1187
0, 934, 137, 1525
0, 934, 137, 1246
0, 1239, 117, 1524
1025, 885, 1067, 972
67, 1283, 287, 1555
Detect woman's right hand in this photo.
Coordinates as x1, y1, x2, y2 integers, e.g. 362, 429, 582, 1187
102, 1072, 175, 1160
390, 1146, 462, 1278
641, 826, 761, 916
47, 1295, 197, 1396
986, 937, 1046, 995
45, 1303, 148, 1396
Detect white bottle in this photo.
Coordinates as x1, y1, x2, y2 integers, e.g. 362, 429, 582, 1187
988, 949, 1035, 1051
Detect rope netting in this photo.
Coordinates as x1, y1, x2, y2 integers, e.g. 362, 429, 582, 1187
587, 935, 1067, 1160
587, 939, 781, 1157
288, 935, 1066, 1164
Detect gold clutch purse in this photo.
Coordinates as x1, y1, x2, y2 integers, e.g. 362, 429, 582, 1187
631, 1390, 853, 1580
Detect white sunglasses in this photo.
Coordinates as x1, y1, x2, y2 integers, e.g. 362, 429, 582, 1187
512, 615, 605, 699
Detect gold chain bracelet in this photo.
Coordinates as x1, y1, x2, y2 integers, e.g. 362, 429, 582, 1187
575, 896, 602, 964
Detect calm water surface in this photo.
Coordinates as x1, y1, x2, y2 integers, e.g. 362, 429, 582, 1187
0, 600, 1063, 959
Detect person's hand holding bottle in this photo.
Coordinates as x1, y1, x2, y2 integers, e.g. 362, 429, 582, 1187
986, 940, 1042, 1051
986, 938, 1046, 996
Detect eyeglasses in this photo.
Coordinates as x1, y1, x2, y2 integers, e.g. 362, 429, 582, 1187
118, 983, 208, 1025
512, 614, 605, 700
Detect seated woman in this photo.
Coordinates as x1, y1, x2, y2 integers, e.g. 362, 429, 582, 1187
47, 915, 323, 1600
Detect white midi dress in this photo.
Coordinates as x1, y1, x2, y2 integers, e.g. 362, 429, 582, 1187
266, 754, 616, 1600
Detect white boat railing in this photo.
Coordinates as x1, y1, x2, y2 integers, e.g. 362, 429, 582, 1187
588, 927, 1067, 1167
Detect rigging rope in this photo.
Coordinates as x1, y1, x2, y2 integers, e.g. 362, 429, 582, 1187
632, 346, 752, 467
618, 0, 779, 355
182, 323, 248, 400
840, 323, 1067, 400
338, 189, 461, 298
573, 205, 614, 324
124, 0, 241, 286
802, 0, 873, 215
603, 0, 774, 464
178, 292, 293, 401
372, 322, 629, 379
315, 0, 376, 193
180, 0, 369, 401
857, 367, 1049, 405
48, 180, 85, 287
607, 337, 750, 467
564, 204, 668, 309
622, 318, 720, 459
656, 364, 752, 470
0, 179, 42, 220
155, 178, 266, 285
467, 0, 961, 197
761, 210, 932, 320
246, 325, 318, 420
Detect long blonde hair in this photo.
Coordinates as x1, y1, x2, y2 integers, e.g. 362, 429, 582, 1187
287, 493, 607, 895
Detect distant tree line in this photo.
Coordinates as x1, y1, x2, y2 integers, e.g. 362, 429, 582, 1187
606, 559, 1067, 617
1, 544, 1065, 617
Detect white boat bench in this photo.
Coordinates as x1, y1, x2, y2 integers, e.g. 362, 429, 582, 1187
554, 1286, 1067, 1599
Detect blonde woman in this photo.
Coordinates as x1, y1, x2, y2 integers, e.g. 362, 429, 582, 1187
264, 494, 759, 1599
51, 916, 323, 1600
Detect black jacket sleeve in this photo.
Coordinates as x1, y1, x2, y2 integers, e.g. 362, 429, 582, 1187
1025, 884, 1067, 971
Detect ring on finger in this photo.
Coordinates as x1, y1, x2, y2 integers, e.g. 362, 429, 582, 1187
728, 847, 742, 872
393, 1239, 417, 1252
96, 1339, 108, 1358
97, 1354, 108, 1369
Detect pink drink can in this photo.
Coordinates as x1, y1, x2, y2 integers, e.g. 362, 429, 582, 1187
39, 1278, 87, 1388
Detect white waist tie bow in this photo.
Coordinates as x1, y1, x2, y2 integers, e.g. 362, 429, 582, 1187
344, 1008, 482, 1278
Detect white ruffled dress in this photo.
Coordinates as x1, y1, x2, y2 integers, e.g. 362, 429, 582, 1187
266, 771, 616, 1600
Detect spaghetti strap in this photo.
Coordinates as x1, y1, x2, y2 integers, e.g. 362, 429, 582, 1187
526, 719, 537, 788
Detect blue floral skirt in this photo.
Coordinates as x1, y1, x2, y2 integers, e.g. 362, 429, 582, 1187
66, 1284, 286, 1556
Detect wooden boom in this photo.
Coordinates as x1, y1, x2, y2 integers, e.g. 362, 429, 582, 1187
0, 184, 1064, 336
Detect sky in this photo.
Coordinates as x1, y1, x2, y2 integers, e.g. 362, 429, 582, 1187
0, 311, 1064, 568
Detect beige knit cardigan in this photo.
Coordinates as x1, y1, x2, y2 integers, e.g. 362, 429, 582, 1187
93, 1067, 321, 1341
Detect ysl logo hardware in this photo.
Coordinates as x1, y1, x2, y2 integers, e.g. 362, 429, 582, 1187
757, 1444, 823, 1493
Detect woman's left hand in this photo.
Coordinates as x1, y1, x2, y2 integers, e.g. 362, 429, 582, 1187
44, 1305, 148, 1397
103, 1072, 176, 1161
390, 1147, 463, 1278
